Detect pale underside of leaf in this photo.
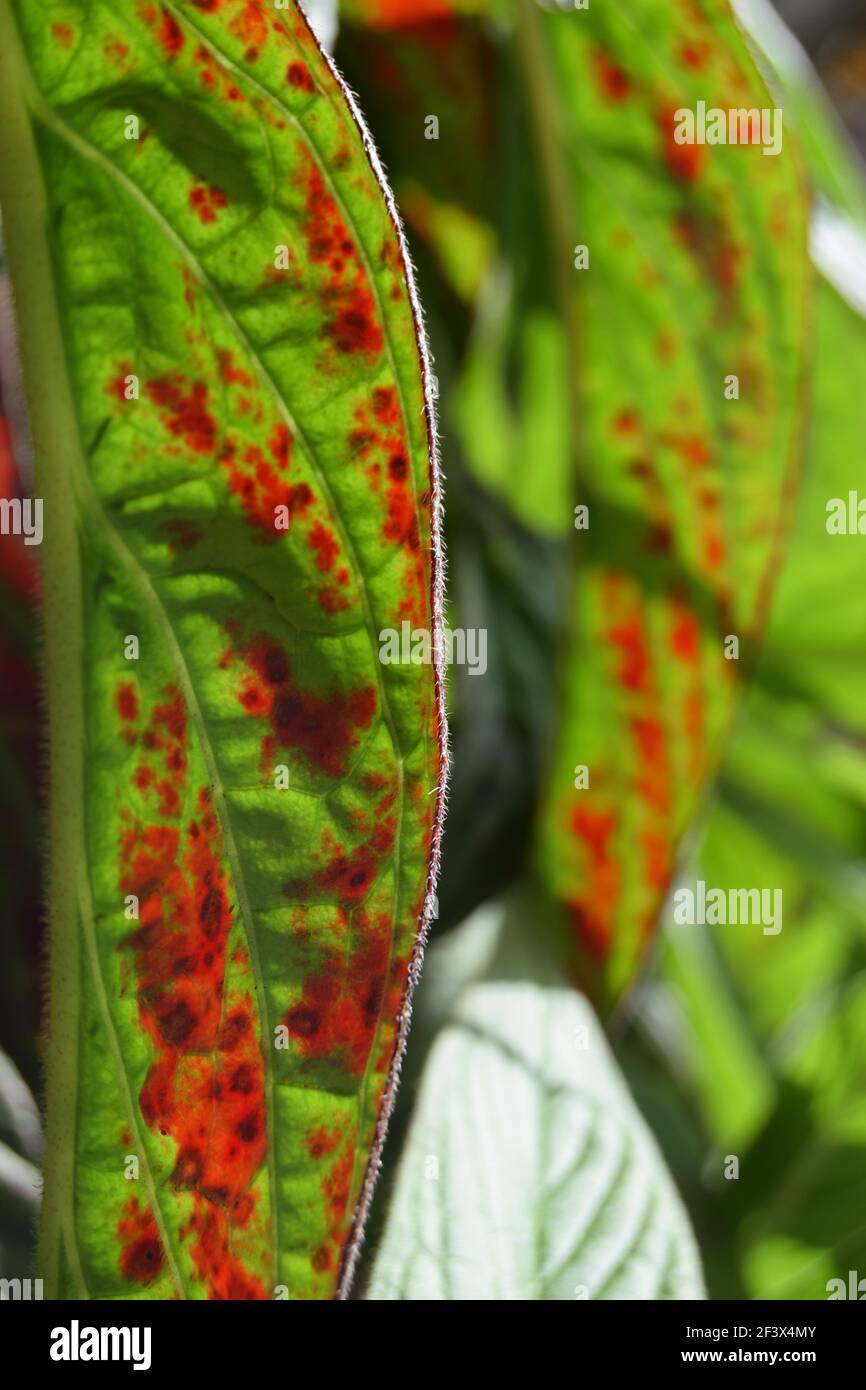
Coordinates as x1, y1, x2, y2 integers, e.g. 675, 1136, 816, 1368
368, 905, 705, 1301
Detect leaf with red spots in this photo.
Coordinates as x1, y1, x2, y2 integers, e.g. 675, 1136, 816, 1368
0, 0, 443, 1298
518, 0, 811, 1009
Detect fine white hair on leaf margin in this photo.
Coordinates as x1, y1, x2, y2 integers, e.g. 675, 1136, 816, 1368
291, 2, 451, 1302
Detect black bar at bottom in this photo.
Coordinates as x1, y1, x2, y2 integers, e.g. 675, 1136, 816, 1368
0, 1296, 860, 1374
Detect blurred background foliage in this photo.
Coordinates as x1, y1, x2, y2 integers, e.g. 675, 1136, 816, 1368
334, 0, 866, 1299
3, 0, 866, 1297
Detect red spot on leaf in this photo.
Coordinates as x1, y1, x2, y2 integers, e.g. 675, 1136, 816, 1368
631, 715, 670, 817
287, 61, 315, 93
372, 386, 400, 427
299, 148, 384, 361
118, 679, 268, 1299
567, 806, 619, 961
613, 409, 639, 436
350, 395, 426, 625
269, 423, 291, 470
217, 349, 253, 388
116, 682, 139, 724
153, 5, 185, 58
307, 522, 339, 573
670, 606, 700, 663
658, 104, 703, 183
104, 35, 131, 67
324, 287, 383, 357
229, 632, 377, 778
608, 608, 651, 695
161, 11, 184, 55
165, 519, 204, 552
147, 375, 217, 454
673, 212, 741, 299
592, 47, 630, 101
679, 41, 709, 70
189, 183, 228, 224
118, 1197, 166, 1285
216, 435, 303, 540
306, 1126, 341, 1160
106, 362, 133, 403
284, 820, 395, 907
317, 584, 350, 615
284, 925, 391, 1077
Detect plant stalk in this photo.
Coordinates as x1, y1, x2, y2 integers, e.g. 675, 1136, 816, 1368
0, 0, 88, 1296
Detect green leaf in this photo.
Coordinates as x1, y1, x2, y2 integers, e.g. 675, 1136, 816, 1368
0, 0, 443, 1300
671, 259, 866, 1304
642, 1, 866, 1299
452, 277, 570, 536
336, 8, 497, 301
520, 0, 811, 1008
367, 901, 705, 1300
733, 0, 866, 229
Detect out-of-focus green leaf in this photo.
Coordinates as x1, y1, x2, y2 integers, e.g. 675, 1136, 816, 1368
436, 477, 563, 929
335, 9, 498, 306
645, 0, 866, 1300
452, 262, 571, 536
367, 900, 704, 1300
0, 0, 443, 1300
399, 186, 494, 306
522, 0, 810, 1010
660, 918, 775, 1148
674, 277, 866, 1300
734, 0, 866, 227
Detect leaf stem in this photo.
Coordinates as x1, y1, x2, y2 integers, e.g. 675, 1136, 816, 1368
0, 0, 89, 1295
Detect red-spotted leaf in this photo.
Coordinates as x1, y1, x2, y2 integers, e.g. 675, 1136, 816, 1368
525, 0, 810, 1009
0, 0, 443, 1299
